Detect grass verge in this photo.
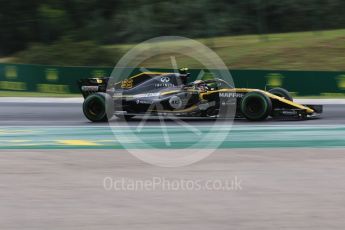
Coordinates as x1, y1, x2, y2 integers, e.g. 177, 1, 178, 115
105, 29, 345, 71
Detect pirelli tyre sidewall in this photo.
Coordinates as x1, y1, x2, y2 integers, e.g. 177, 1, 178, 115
83, 92, 114, 122
241, 91, 272, 121
268, 87, 293, 101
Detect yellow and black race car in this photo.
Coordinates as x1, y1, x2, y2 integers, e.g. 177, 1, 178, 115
78, 70, 323, 122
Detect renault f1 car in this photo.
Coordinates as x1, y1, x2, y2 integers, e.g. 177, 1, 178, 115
78, 69, 323, 122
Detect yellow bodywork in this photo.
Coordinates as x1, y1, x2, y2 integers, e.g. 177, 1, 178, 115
145, 88, 315, 114
200, 88, 315, 114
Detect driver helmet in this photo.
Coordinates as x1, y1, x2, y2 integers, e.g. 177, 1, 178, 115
179, 68, 190, 85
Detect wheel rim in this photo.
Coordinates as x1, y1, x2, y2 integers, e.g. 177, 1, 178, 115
84, 96, 106, 121
88, 98, 104, 116
241, 94, 270, 120
245, 97, 264, 114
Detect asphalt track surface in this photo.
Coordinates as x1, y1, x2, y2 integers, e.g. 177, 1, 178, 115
0, 101, 344, 126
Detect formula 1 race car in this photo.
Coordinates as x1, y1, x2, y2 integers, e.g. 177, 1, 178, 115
78, 69, 323, 122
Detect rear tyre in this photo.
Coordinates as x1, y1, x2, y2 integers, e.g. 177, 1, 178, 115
83, 93, 114, 122
241, 91, 272, 121
268, 88, 293, 101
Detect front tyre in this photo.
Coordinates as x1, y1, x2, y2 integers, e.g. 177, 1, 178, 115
83, 93, 114, 122
268, 88, 293, 101
241, 91, 272, 121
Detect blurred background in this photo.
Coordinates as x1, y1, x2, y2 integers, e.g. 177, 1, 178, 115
0, 0, 345, 70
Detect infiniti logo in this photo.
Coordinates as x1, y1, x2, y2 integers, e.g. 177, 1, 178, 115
160, 76, 170, 83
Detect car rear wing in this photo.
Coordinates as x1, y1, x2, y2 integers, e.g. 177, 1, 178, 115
77, 77, 110, 98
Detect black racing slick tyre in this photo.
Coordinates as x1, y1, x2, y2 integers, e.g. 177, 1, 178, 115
268, 88, 293, 101
83, 93, 114, 122
241, 91, 272, 121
